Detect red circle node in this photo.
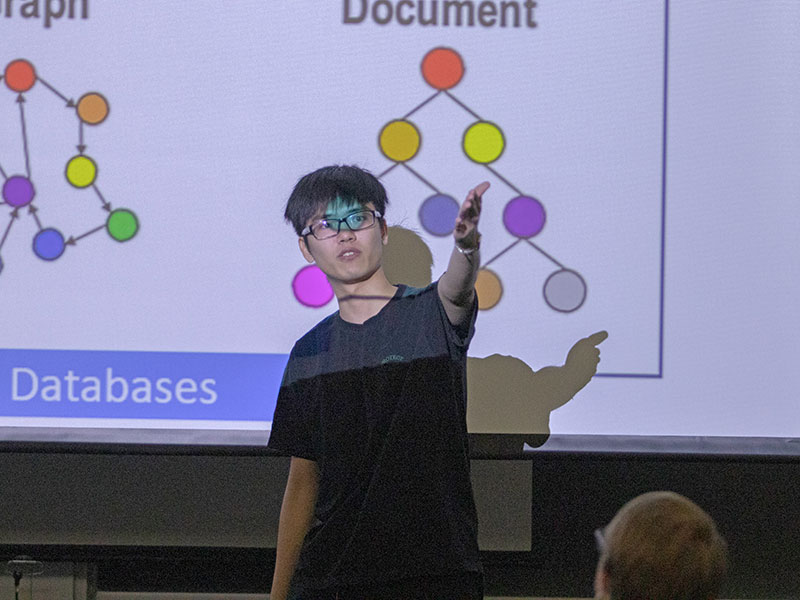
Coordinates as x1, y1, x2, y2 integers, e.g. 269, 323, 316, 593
421, 47, 464, 91
4, 59, 36, 93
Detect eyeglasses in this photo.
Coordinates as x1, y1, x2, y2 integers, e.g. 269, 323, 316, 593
301, 210, 382, 240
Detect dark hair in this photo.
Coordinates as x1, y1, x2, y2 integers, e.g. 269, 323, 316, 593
599, 491, 728, 600
284, 165, 389, 236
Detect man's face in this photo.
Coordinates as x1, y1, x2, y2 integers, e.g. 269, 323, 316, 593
298, 196, 387, 289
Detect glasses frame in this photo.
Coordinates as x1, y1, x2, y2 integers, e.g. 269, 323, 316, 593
594, 528, 606, 553
301, 209, 382, 240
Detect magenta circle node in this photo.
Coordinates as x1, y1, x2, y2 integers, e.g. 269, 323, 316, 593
2, 175, 35, 207
543, 269, 586, 313
419, 194, 459, 236
503, 196, 545, 238
292, 265, 333, 308
33, 228, 66, 261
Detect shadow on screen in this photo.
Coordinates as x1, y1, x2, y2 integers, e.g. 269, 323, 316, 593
383, 225, 606, 458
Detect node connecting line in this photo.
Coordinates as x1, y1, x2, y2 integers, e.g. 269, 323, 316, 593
0, 58, 139, 276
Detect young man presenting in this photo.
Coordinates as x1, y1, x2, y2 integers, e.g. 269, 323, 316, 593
268, 165, 489, 600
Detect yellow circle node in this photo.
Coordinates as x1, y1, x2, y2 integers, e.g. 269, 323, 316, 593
463, 121, 505, 164
65, 155, 98, 188
475, 269, 503, 310
379, 120, 421, 162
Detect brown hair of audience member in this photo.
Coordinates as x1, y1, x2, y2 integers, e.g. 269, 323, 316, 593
595, 491, 728, 600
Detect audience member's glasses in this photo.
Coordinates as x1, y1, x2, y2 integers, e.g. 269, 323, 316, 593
594, 528, 606, 554
594, 529, 606, 554
302, 210, 382, 240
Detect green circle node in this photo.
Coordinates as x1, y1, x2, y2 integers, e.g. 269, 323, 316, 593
379, 120, 421, 163
463, 121, 505, 164
65, 155, 98, 188
107, 209, 139, 242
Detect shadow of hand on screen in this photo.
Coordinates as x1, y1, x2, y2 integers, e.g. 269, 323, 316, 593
383, 225, 607, 457
467, 331, 607, 456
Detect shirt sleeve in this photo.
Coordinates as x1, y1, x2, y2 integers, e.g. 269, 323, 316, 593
432, 280, 478, 351
267, 360, 319, 461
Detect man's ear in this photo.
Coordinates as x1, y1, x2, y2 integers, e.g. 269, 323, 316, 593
594, 565, 610, 599
298, 237, 315, 263
381, 219, 389, 246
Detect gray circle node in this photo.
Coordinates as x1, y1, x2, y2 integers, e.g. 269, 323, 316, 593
543, 269, 586, 313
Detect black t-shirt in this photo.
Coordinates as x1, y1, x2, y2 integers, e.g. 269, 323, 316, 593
268, 282, 481, 591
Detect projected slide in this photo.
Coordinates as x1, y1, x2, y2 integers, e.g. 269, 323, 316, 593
1, 1, 797, 453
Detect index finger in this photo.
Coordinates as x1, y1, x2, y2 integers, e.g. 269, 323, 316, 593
585, 330, 609, 346
471, 181, 490, 199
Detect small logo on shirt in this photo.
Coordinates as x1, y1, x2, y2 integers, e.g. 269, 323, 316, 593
381, 354, 405, 364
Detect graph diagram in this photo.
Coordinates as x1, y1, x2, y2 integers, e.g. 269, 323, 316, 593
0, 59, 139, 276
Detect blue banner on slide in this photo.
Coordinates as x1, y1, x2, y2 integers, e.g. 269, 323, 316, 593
0, 349, 289, 421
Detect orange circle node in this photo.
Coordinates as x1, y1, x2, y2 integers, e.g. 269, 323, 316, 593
475, 269, 503, 310
77, 92, 110, 125
421, 47, 464, 90
379, 120, 421, 162
4, 59, 36, 93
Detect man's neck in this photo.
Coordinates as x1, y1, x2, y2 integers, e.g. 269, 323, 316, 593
333, 270, 397, 324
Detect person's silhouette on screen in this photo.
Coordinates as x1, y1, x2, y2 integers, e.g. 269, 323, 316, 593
383, 224, 607, 456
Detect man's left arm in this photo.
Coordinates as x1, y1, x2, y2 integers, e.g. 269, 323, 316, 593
438, 181, 490, 327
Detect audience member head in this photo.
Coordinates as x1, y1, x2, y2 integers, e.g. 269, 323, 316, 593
594, 491, 728, 600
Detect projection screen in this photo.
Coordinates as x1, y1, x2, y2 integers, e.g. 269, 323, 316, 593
1, 0, 798, 454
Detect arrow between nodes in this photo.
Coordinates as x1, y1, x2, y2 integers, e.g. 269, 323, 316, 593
28, 204, 43, 230
78, 120, 86, 153
92, 184, 111, 211
17, 94, 31, 177
0, 209, 20, 251
66, 224, 105, 246
37, 76, 76, 108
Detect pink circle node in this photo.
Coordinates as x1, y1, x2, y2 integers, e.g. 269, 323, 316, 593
292, 265, 334, 308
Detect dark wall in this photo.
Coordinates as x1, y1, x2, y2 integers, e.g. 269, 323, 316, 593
0, 450, 797, 598
522, 453, 800, 599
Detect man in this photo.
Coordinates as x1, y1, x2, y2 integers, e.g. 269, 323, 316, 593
268, 165, 488, 600
594, 491, 728, 600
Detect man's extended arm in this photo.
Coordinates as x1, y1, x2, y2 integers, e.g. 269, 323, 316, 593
270, 456, 320, 600
438, 181, 489, 327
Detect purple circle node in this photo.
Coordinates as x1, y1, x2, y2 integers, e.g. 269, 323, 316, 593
292, 265, 333, 308
419, 194, 459, 237
503, 196, 545, 238
33, 228, 66, 261
2, 175, 35, 207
